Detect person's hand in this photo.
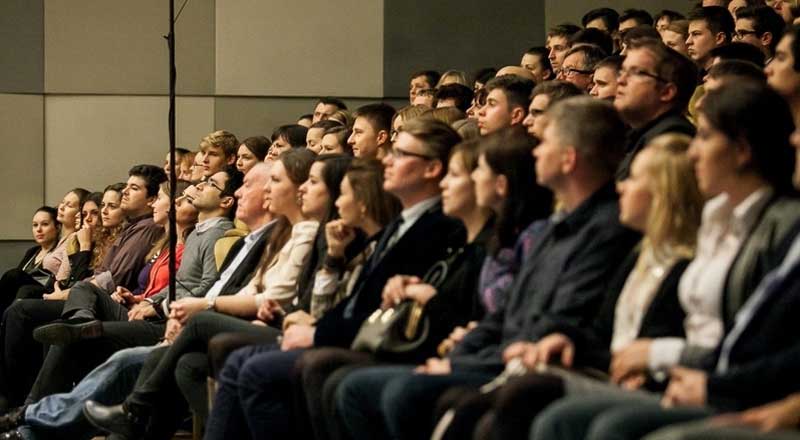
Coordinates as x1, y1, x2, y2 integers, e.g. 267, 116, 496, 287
437, 321, 479, 356
162, 318, 183, 344
74, 212, 82, 231
43, 283, 69, 301
529, 333, 575, 368
610, 339, 652, 384
403, 283, 437, 306
169, 298, 208, 324
711, 394, 800, 432
661, 367, 707, 408
281, 324, 315, 351
282, 310, 315, 331
255, 299, 284, 324
620, 372, 647, 390
325, 219, 356, 258
380, 275, 421, 309
111, 287, 138, 305
503, 341, 536, 363
128, 302, 156, 321
76, 224, 93, 251
415, 357, 451, 375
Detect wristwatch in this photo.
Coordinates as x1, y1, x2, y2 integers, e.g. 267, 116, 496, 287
206, 297, 216, 311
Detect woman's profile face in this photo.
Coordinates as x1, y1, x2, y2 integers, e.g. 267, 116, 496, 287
617, 148, 655, 232
101, 191, 125, 228
57, 192, 81, 228
335, 176, 365, 228
688, 115, 740, 199
81, 201, 101, 228
263, 160, 299, 217
298, 162, 331, 221
440, 152, 478, 219
236, 144, 260, 174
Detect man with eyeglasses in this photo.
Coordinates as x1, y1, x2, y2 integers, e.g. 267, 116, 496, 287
556, 45, 608, 92
734, 5, 785, 62
614, 39, 698, 179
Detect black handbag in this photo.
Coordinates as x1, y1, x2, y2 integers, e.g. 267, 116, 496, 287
28, 267, 55, 289
350, 247, 463, 357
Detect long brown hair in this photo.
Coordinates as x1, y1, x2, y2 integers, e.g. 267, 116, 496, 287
91, 183, 126, 268
254, 149, 316, 291
145, 180, 194, 261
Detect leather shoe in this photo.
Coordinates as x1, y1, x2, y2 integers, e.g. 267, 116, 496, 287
82, 400, 142, 439
0, 429, 22, 440
33, 319, 103, 345
0, 406, 25, 432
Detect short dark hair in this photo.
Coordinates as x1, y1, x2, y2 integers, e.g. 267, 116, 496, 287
241, 136, 270, 161
627, 39, 699, 111
531, 80, 584, 104
655, 10, 685, 23
323, 126, 353, 155
702, 82, 797, 193
473, 67, 498, 86
316, 97, 347, 110
524, 47, 553, 73
548, 23, 581, 39
271, 124, 308, 149
736, 5, 786, 54
485, 75, 535, 112
410, 70, 440, 88
310, 120, 342, 131
688, 6, 735, 42
563, 44, 608, 71
707, 59, 767, 82
434, 84, 474, 113
619, 9, 654, 26
353, 103, 396, 133
219, 165, 244, 219
582, 8, 620, 32
298, 113, 313, 122
623, 25, 662, 46
596, 54, 624, 71
786, 25, 800, 71
128, 165, 168, 198
709, 41, 766, 66
569, 28, 614, 55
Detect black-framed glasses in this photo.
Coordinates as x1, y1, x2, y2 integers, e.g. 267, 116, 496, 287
558, 66, 594, 77
734, 29, 759, 40
617, 67, 667, 82
389, 147, 435, 160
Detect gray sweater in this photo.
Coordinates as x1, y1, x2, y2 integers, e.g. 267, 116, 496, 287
149, 217, 234, 309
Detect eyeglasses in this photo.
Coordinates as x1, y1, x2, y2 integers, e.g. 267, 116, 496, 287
617, 67, 667, 82
558, 66, 594, 77
198, 179, 224, 193
389, 147, 435, 160
734, 29, 759, 40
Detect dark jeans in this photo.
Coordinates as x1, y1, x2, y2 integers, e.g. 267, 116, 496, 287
295, 347, 374, 440
335, 365, 494, 440
1, 299, 63, 406
27, 319, 166, 404
61, 281, 128, 321
204, 346, 302, 440
125, 312, 279, 438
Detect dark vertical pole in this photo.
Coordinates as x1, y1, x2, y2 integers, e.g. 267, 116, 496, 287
167, 0, 177, 302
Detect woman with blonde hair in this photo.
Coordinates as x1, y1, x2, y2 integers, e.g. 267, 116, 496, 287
390, 105, 428, 142
435, 133, 706, 439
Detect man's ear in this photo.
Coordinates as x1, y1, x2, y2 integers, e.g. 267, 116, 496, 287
561, 145, 578, 174
762, 32, 773, 50
714, 32, 728, 46
146, 195, 157, 208
376, 129, 390, 146
227, 155, 236, 165
423, 159, 445, 180
733, 139, 754, 172
659, 82, 679, 104
219, 194, 235, 211
510, 106, 526, 125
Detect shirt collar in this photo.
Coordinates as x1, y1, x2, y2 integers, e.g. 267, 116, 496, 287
244, 219, 277, 245
400, 196, 440, 226
195, 216, 227, 234
703, 187, 774, 237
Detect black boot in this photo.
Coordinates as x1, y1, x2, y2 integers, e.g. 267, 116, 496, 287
32, 319, 103, 345
82, 400, 146, 439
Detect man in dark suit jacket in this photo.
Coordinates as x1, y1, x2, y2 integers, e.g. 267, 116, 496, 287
614, 39, 698, 180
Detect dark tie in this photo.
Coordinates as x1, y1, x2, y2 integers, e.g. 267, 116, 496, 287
343, 216, 404, 319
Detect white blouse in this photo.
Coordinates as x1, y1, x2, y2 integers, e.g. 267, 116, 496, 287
237, 220, 319, 308
648, 188, 773, 372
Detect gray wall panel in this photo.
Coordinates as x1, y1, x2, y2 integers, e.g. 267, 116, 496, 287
383, 0, 545, 99
44, 96, 214, 202
44, 0, 215, 95
0, 0, 44, 93
0, 94, 44, 240
215, 0, 383, 97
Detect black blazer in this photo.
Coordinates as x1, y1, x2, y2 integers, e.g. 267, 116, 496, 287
706, 220, 800, 411
555, 249, 689, 372
216, 226, 272, 296
17, 246, 40, 271
314, 202, 466, 348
